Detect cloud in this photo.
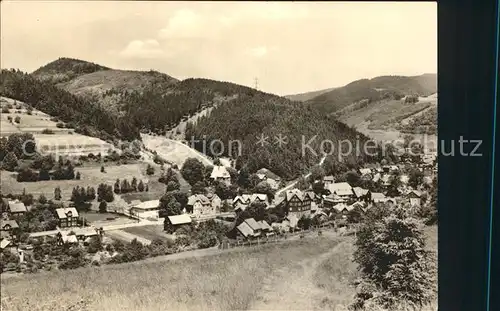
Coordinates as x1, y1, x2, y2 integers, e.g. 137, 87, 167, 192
218, 3, 309, 26
158, 9, 203, 39
118, 39, 164, 59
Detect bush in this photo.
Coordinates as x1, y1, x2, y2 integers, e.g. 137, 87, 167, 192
1, 107, 9, 113
146, 164, 155, 175
41, 128, 54, 134
56, 122, 65, 128
14, 116, 21, 123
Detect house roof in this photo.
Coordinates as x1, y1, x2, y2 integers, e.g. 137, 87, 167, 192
233, 194, 268, 205
359, 168, 372, 175
188, 195, 210, 206
168, 214, 192, 225
256, 168, 281, 181
258, 220, 272, 231
61, 234, 78, 244
326, 183, 353, 196
333, 203, 349, 213
407, 190, 422, 198
237, 221, 254, 237
373, 173, 381, 182
324, 175, 335, 181
352, 187, 369, 198
1, 220, 19, 230
285, 189, 314, 202
72, 227, 99, 237
256, 173, 267, 180
8, 201, 27, 213
210, 166, 231, 179
244, 218, 261, 231
371, 192, 387, 201
56, 207, 79, 219
324, 193, 346, 203
133, 200, 160, 210
0, 239, 11, 249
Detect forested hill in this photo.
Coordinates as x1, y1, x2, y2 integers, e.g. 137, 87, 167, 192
185, 96, 373, 180
306, 74, 437, 114
32, 57, 111, 84
0, 69, 138, 141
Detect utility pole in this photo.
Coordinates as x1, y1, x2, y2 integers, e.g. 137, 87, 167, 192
254, 77, 259, 90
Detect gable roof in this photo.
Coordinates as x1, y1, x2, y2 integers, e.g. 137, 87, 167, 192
168, 214, 192, 225
256, 168, 281, 180
1, 220, 19, 230
8, 201, 27, 213
56, 207, 79, 219
333, 203, 349, 213
132, 200, 160, 210
285, 189, 313, 202
326, 182, 353, 196
244, 218, 261, 231
233, 194, 268, 205
407, 190, 422, 198
210, 166, 230, 179
258, 220, 272, 231
0, 238, 11, 249
237, 221, 254, 237
188, 195, 210, 206
352, 187, 369, 198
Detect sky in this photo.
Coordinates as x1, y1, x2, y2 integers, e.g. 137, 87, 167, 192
1, 1, 436, 96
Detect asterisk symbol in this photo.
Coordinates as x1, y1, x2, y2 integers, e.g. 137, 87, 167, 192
256, 133, 269, 147
274, 134, 288, 147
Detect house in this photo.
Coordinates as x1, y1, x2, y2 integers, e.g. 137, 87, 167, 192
255, 168, 282, 190
130, 200, 160, 219
352, 187, 370, 201
323, 193, 346, 209
372, 173, 381, 183
381, 174, 392, 186
371, 192, 395, 204
258, 220, 274, 236
275, 189, 314, 219
188, 194, 221, 216
323, 175, 335, 185
407, 190, 422, 207
210, 166, 231, 185
232, 194, 268, 212
166, 214, 192, 229
325, 182, 354, 200
236, 218, 262, 239
332, 203, 350, 215
72, 227, 100, 241
1, 220, 19, 232
56, 208, 79, 228
7, 200, 27, 216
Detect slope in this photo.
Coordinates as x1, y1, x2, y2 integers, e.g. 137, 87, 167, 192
185, 94, 373, 180
284, 87, 337, 102
31, 57, 111, 84
306, 74, 437, 114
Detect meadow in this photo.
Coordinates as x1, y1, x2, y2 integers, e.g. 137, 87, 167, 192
0, 163, 165, 199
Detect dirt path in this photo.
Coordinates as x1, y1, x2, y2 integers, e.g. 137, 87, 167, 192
249, 240, 350, 311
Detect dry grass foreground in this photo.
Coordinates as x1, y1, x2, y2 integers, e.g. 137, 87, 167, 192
1, 236, 351, 311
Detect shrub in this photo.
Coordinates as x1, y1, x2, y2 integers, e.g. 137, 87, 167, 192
146, 164, 155, 175
56, 122, 65, 128
41, 128, 54, 134
14, 116, 21, 123
1, 107, 9, 113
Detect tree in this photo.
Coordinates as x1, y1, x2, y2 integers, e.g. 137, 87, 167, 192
309, 165, 325, 183
54, 186, 62, 201
114, 179, 121, 194
191, 181, 206, 195
408, 168, 424, 189
97, 184, 114, 202
2, 152, 18, 171
237, 166, 250, 188
75, 171, 81, 180
38, 194, 48, 204
138, 180, 145, 192
14, 116, 20, 123
98, 201, 107, 213
213, 157, 222, 166
386, 173, 402, 197
86, 186, 96, 201
351, 205, 436, 311
296, 176, 310, 190
101, 165, 106, 173
166, 180, 180, 192
146, 164, 155, 175
181, 158, 205, 186
131, 177, 138, 192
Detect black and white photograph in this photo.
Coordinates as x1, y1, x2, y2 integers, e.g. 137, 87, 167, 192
1, 2, 437, 310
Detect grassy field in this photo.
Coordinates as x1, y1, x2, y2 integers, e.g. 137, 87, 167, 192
0, 226, 437, 311
0, 236, 345, 311
0, 163, 165, 199
122, 225, 174, 242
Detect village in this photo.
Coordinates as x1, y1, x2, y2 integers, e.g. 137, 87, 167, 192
0, 142, 437, 274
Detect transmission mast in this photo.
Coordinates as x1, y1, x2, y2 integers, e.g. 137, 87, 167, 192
254, 77, 259, 90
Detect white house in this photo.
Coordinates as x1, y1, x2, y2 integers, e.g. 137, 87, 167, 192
130, 200, 160, 219
210, 166, 231, 185
326, 182, 354, 200
188, 194, 221, 216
